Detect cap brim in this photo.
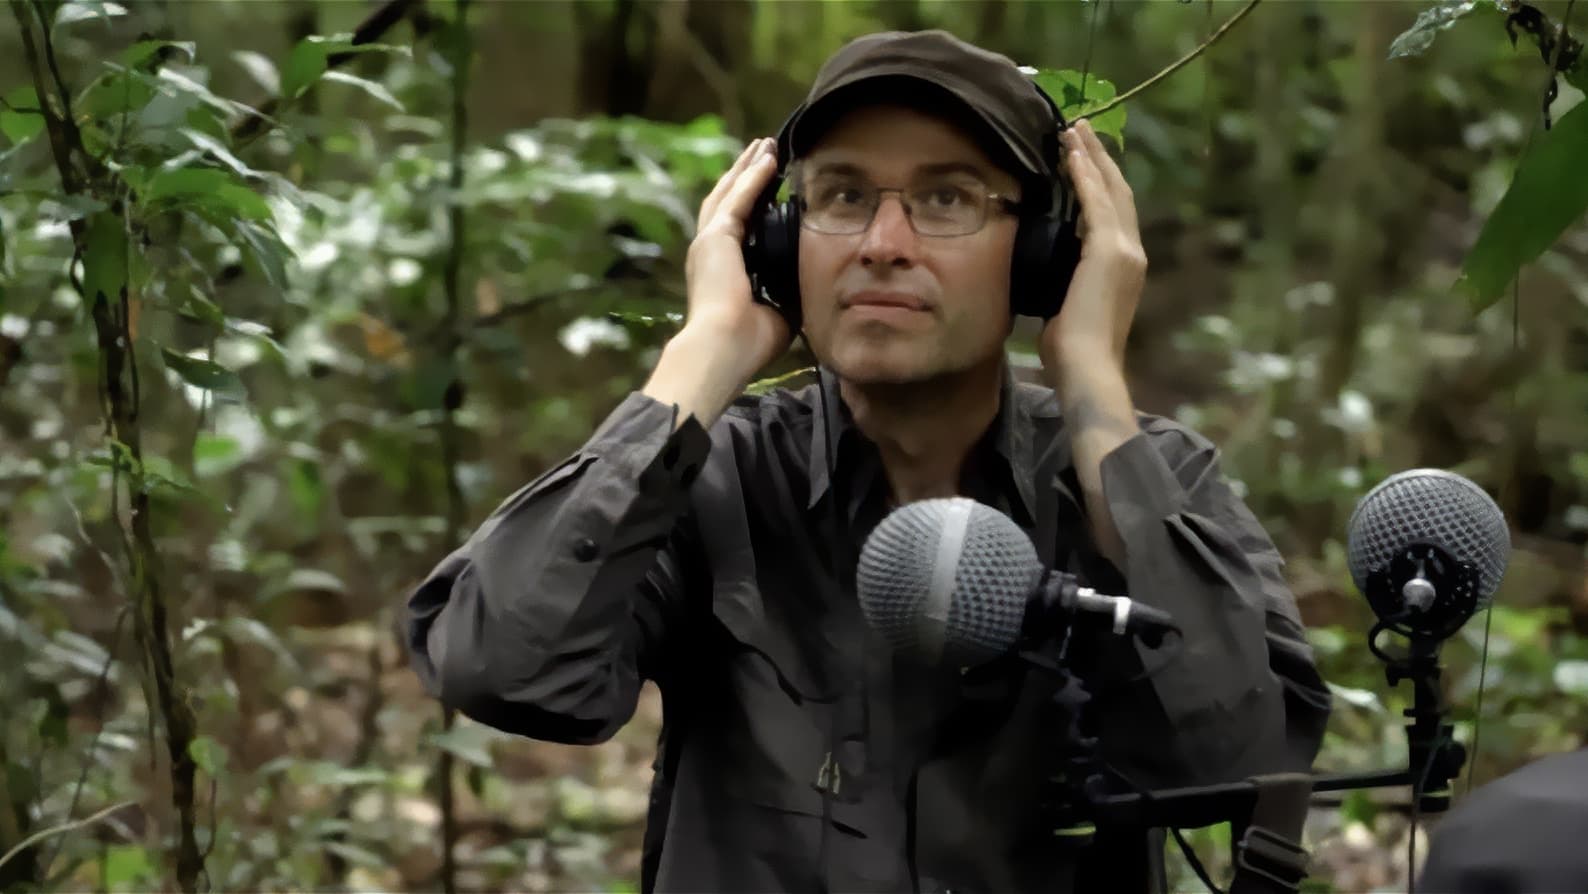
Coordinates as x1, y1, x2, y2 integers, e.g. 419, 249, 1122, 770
781, 71, 1046, 179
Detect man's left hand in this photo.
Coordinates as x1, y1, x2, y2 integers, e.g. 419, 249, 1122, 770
1040, 118, 1146, 379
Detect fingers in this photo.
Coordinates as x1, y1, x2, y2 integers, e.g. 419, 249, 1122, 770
1064, 121, 1144, 245
715, 140, 779, 236
1062, 125, 1119, 236
1074, 120, 1138, 236
698, 137, 776, 232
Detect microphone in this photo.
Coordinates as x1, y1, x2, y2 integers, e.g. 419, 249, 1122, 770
1346, 468, 1511, 642
855, 497, 1177, 665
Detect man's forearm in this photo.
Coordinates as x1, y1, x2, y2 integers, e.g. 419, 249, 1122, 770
643, 323, 763, 431
1048, 360, 1138, 569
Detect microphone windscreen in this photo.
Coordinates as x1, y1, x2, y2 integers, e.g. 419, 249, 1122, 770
1346, 468, 1511, 607
856, 497, 1041, 664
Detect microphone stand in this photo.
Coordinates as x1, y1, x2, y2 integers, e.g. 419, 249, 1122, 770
1014, 574, 1471, 894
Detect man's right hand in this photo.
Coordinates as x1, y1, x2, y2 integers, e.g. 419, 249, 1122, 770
643, 136, 796, 430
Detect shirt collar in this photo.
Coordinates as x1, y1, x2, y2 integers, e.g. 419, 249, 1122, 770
806, 357, 1039, 524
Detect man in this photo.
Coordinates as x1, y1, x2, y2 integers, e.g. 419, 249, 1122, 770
406, 30, 1331, 894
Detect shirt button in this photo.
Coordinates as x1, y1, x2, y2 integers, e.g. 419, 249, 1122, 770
573, 538, 599, 561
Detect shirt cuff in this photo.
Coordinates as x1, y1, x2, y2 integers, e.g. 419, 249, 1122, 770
589, 391, 712, 490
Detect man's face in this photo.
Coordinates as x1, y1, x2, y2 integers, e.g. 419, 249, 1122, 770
796, 104, 1023, 386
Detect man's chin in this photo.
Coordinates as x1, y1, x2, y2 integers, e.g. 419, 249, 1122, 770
828, 346, 931, 386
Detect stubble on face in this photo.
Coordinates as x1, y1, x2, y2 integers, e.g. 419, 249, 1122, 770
795, 105, 1022, 389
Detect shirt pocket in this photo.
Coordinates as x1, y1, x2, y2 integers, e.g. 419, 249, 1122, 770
711, 637, 831, 819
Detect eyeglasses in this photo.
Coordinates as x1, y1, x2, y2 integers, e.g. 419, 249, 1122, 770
797, 176, 1022, 237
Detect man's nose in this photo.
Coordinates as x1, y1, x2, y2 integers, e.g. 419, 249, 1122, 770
859, 194, 919, 268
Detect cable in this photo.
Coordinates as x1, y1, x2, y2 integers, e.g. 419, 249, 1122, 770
1463, 607, 1495, 797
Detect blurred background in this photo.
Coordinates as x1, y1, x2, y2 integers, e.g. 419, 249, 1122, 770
1, 0, 1586, 891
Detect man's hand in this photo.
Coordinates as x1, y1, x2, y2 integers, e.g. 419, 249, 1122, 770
643, 136, 794, 429
1039, 118, 1147, 570
1040, 119, 1147, 377
682, 136, 792, 356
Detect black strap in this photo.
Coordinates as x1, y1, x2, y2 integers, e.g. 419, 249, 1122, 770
1229, 773, 1312, 894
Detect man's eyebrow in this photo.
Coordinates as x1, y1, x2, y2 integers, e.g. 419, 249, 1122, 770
807, 161, 866, 179
915, 161, 995, 180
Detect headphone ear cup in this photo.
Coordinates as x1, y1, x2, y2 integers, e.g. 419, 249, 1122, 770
744, 196, 803, 332
1010, 195, 1082, 320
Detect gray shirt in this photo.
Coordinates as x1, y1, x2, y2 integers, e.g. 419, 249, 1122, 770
404, 366, 1331, 893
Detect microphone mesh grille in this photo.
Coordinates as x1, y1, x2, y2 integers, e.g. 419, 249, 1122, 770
857, 498, 1041, 663
1346, 468, 1510, 605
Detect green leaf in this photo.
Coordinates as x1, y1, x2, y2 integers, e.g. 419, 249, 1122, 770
1, 87, 44, 145
188, 735, 228, 775
160, 347, 246, 397
153, 67, 250, 120
747, 366, 816, 396
321, 71, 404, 111
122, 39, 195, 69
232, 50, 281, 96
175, 287, 225, 326
1388, 1, 1486, 59
286, 457, 324, 522
306, 762, 389, 787
103, 844, 154, 889
139, 454, 209, 504
281, 568, 345, 595
281, 34, 408, 101
428, 723, 496, 769
38, 194, 107, 222
1339, 788, 1381, 827
234, 220, 291, 290
79, 71, 157, 122
321, 841, 385, 869
181, 128, 259, 178
1458, 101, 1588, 311
143, 167, 272, 222
82, 212, 128, 302
218, 616, 300, 673
1031, 68, 1126, 148
605, 310, 683, 328
53, 0, 127, 28
193, 434, 242, 477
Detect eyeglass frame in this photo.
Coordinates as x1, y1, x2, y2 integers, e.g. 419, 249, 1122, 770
791, 178, 1028, 238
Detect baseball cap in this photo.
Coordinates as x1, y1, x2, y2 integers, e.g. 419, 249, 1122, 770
778, 30, 1063, 187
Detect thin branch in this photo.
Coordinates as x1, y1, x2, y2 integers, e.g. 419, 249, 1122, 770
1543, 0, 1578, 127
0, 802, 138, 874
230, 0, 420, 142
13, 3, 203, 888
435, 3, 471, 893
10, 0, 81, 197
465, 282, 659, 330
1080, 0, 1262, 119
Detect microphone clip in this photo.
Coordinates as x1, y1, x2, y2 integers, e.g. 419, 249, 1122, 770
1364, 542, 1482, 644
1026, 569, 1180, 650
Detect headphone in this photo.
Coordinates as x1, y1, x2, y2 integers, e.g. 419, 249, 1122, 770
741, 85, 1083, 332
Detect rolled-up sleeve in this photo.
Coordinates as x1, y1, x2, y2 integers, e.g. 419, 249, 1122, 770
1087, 424, 1331, 789
404, 392, 711, 744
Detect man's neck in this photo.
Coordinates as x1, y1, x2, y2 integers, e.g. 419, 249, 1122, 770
839, 357, 1004, 508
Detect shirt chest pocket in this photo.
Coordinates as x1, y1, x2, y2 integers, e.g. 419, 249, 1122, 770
707, 567, 837, 818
